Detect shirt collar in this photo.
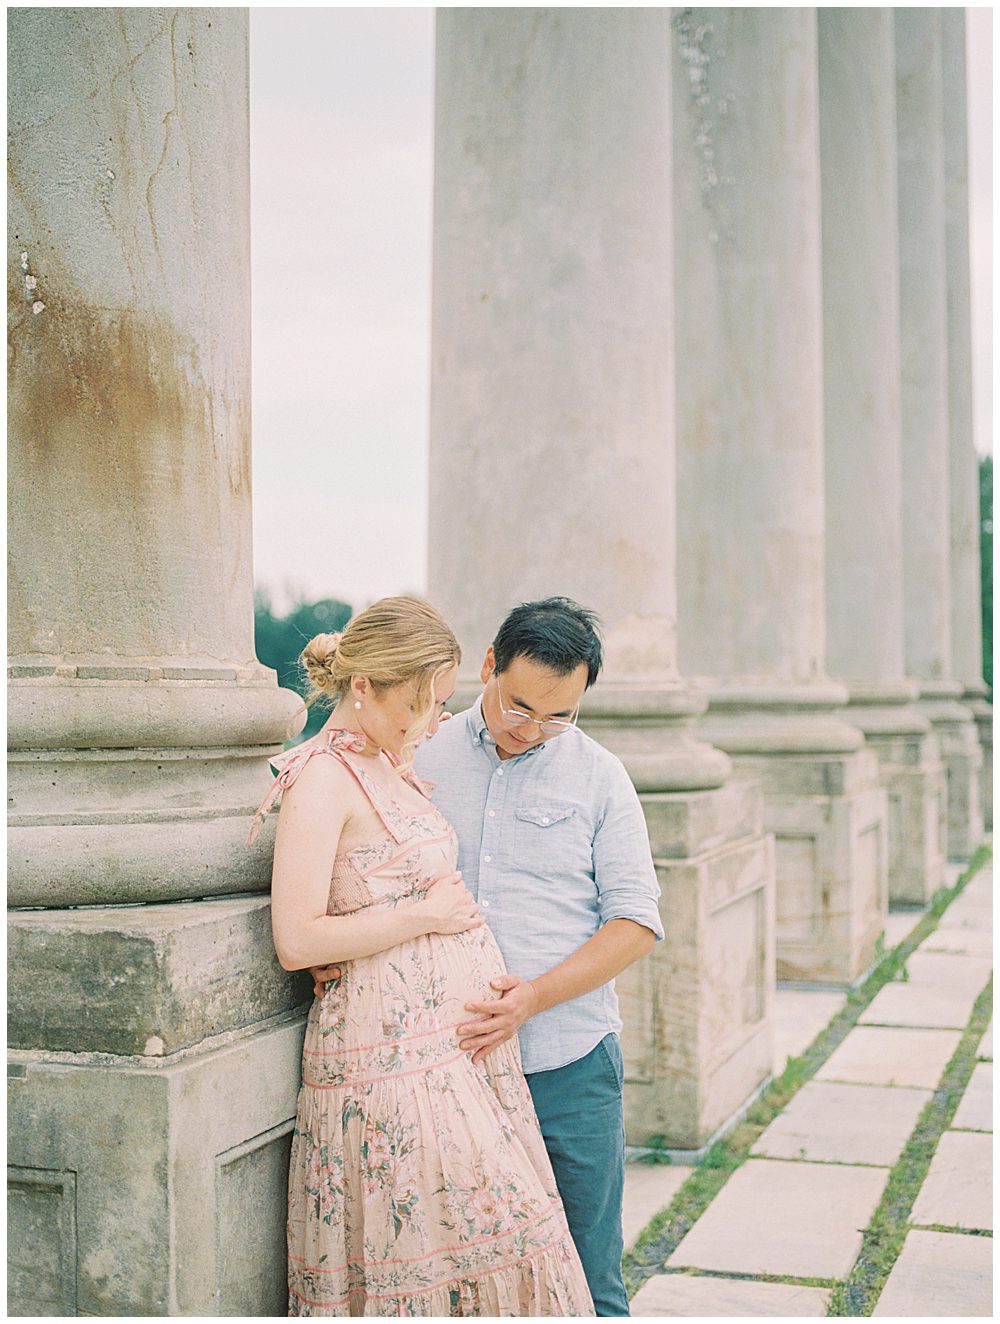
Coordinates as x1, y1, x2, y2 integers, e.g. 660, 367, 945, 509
467, 696, 546, 758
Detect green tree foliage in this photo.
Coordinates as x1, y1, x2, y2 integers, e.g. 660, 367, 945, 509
254, 590, 353, 741
980, 455, 992, 696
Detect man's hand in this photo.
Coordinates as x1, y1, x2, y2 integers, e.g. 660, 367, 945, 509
458, 973, 540, 1065
309, 963, 342, 998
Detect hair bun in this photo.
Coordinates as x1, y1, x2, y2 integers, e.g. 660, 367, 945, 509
301, 632, 342, 689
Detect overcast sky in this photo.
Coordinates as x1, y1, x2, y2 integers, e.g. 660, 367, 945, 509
249, 5, 993, 614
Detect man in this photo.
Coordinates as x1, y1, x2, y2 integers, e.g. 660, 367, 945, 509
316, 597, 662, 1315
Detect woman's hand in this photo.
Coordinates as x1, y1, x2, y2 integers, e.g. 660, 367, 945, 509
416, 872, 484, 935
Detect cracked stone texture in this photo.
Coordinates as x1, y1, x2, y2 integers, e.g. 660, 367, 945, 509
750, 1080, 931, 1166
873, 1229, 992, 1316
910, 1131, 993, 1231
622, 1162, 692, 1250
952, 1063, 992, 1132
859, 981, 979, 1030
632, 1273, 831, 1317
816, 1026, 962, 1089
666, 1158, 887, 1279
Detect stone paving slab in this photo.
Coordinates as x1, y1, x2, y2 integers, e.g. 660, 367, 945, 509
979, 1019, 992, 1059
872, 1228, 992, 1317
772, 987, 847, 1073
859, 981, 978, 1030
919, 925, 994, 957
622, 1162, 692, 1250
632, 1273, 831, 1317
750, 1080, 931, 1166
666, 1158, 887, 1279
816, 1026, 962, 1089
901, 951, 993, 995
952, 1063, 992, 1132
910, 1130, 993, 1231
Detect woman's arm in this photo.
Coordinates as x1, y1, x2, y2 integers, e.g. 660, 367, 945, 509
270, 757, 480, 970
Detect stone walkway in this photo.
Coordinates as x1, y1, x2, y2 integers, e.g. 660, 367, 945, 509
624, 860, 993, 1317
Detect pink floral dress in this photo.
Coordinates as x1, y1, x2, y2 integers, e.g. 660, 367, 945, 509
252, 728, 594, 1318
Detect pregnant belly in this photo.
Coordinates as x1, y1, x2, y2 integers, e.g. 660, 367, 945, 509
302, 923, 507, 1089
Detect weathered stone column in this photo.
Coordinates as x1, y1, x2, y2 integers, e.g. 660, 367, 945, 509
431, 7, 775, 1150
942, 7, 992, 831
673, 8, 887, 984
895, 7, 983, 859
8, 9, 306, 1315
818, 8, 945, 905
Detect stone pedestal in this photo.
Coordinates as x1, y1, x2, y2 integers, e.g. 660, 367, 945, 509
672, 9, 887, 983
915, 689, 984, 861
817, 10, 944, 906
620, 781, 775, 1150
847, 693, 945, 905
7, 10, 303, 1315
431, 7, 774, 1149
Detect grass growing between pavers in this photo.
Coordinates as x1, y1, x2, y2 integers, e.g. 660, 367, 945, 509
623, 843, 993, 1302
826, 975, 994, 1317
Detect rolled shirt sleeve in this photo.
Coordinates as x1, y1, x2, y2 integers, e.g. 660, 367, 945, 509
593, 761, 665, 940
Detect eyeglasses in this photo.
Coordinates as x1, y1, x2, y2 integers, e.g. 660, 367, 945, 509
495, 674, 579, 736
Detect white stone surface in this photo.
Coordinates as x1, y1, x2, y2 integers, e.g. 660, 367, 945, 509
896, 8, 952, 682
667, 1159, 887, 1279
772, 987, 847, 1073
920, 926, 994, 957
952, 1063, 992, 1132
911, 1131, 993, 1231
622, 1162, 693, 1250
873, 1229, 992, 1316
817, 1026, 962, 1089
859, 982, 978, 1030
902, 951, 993, 996
751, 1081, 930, 1166
978, 1020, 992, 1060
941, 9, 985, 696
632, 1273, 831, 1317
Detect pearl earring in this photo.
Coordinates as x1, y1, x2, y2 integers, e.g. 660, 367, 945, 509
354, 700, 361, 710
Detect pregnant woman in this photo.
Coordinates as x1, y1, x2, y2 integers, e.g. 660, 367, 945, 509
249, 597, 592, 1318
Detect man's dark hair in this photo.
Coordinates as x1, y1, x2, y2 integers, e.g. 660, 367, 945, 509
492, 597, 603, 689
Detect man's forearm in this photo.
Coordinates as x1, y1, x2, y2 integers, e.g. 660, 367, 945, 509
529, 918, 656, 1014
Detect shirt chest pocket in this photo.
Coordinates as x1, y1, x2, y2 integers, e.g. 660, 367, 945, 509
513, 805, 591, 872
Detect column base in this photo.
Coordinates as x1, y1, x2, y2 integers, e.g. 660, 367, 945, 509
847, 697, 946, 905
621, 779, 775, 1149
915, 692, 984, 859
8, 1014, 306, 1317
7, 667, 305, 906
962, 691, 993, 832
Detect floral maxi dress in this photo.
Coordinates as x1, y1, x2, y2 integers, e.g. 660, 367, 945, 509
252, 728, 594, 1318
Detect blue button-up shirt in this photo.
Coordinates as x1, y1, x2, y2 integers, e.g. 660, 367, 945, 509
414, 700, 663, 1073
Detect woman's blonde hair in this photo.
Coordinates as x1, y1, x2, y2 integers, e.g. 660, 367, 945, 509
301, 596, 461, 773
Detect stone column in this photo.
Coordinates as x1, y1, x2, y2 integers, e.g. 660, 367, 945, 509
8, 10, 306, 1315
818, 8, 945, 905
942, 7, 992, 831
431, 7, 775, 1150
895, 7, 983, 859
673, 8, 887, 984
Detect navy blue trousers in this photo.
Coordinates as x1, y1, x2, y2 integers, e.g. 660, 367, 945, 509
525, 1034, 629, 1317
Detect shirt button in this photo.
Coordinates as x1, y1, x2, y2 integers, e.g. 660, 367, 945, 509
496, 769, 504, 777
483, 854, 492, 863
488, 810, 496, 817
481, 900, 490, 908
541, 816, 550, 824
